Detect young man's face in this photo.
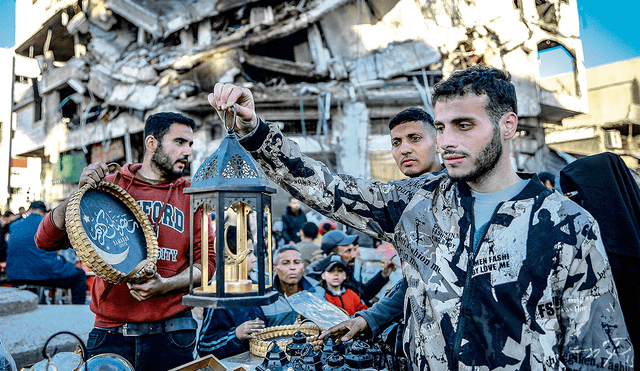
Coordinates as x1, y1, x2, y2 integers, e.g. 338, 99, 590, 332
391, 120, 438, 177
151, 123, 194, 181
434, 94, 503, 184
321, 266, 346, 291
274, 249, 304, 285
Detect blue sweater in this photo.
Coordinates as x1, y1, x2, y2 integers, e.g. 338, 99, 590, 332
6, 214, 79, 281
197, 306, 266, 359
197, 275, 318, 359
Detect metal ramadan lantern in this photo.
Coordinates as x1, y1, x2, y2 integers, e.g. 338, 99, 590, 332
182, 106, 278, 308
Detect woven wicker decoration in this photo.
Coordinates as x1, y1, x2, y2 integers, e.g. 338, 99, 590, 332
66, 181, 159, 284
249, 324, 321, 358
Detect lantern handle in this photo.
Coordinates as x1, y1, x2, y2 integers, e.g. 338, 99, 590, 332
224, 105, 238, 134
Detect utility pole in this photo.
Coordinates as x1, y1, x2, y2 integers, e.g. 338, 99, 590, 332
6, 55, 15, 210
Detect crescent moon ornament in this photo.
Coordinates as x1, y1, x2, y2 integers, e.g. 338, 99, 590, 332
93, 242, 130, 265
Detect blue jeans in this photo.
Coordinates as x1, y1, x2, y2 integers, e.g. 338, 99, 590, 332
86, 319, 196, 370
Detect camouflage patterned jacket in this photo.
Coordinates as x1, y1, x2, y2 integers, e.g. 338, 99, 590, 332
239, 119, 633, 370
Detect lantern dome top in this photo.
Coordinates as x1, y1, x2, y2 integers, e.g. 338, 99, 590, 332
186, 132, 274, 193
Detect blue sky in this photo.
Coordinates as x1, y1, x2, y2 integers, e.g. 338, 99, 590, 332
0, 0, 638, 70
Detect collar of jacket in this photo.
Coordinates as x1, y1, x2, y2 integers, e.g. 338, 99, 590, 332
453, 172, 550, 203
323, 285, 347, 297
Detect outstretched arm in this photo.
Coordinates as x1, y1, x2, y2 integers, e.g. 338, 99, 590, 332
208, 83, 429, 243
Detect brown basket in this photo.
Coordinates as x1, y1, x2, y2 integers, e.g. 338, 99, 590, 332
249, 324, 321, 358
66, 181, 159, 284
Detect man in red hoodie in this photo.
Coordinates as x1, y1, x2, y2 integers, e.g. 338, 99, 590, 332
35, 112, 215, 371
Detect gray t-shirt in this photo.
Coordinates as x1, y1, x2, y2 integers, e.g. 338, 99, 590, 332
471, 179, 529, 250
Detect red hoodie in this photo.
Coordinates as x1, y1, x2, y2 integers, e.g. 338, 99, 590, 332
35, 163, 215, 327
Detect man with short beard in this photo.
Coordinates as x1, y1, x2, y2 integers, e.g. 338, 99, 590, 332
209, 65, 632, 370
319, 107, 442, 353
34, 112, 215, 371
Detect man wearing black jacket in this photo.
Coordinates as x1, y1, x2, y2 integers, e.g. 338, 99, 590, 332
281, 197, 307, 245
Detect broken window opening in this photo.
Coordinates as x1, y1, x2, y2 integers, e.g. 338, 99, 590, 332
538, 40, 576, 96
370, 117, 393, 136
247, 29, 308, 61
34, 97, 43, 122
129, 131, 144, 164
241, 63, 322, 85
57, 86, 80, 127
242, 28, 330, 84
536, 0, 558, 25
31, 77, 43, 122
278, 119, 327, 135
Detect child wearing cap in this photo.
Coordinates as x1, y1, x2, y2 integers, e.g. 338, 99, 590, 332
317, 254, 368, 316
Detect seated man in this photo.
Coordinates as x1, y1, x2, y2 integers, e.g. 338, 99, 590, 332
6, 201, 87, 304
197, 226, 266, 359
1, 211, 22, 263
262, 245, 317, 326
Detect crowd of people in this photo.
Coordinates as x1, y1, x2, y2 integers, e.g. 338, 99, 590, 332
0, 64, 634, 371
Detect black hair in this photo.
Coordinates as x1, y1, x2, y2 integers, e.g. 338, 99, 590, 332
273, 245, 301, 265
144, 112, 196, 145
388, 107, 435, 135
225, 225, 254, 255
432, 65, 517, 126
301, 222, 318, 239
319, 221, 334, 233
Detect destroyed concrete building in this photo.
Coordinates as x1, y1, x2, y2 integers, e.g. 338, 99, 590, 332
6, 0, 588, 210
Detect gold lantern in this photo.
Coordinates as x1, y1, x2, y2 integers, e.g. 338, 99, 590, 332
182, 108, 277, 308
